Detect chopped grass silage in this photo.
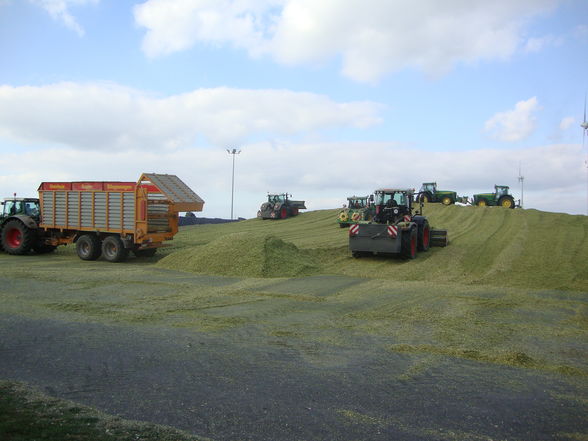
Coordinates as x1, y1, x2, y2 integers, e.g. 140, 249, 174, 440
157, 232, 319, 278
165, 206, 588, 291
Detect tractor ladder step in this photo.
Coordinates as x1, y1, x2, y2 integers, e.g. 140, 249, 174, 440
430, 229, 448, 247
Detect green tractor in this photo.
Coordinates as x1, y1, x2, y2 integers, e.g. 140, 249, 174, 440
257, 193, 306, 219
417, 182, 457, 205
337, 195, 373, 227
0, 196, 56, 254
472, 185, 516, 209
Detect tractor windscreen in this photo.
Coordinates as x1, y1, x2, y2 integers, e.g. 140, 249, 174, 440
376, 192, 407, 207
496, 187, 508, 197
348, 198, 366, 208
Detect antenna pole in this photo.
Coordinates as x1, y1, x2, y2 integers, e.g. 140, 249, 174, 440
518, 162, 524, 209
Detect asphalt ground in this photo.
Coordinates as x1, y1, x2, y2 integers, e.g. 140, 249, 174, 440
1, 313, 587, 441
0, 248, 587, 441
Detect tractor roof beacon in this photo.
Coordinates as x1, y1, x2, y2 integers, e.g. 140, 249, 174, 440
348, 188, 447, 259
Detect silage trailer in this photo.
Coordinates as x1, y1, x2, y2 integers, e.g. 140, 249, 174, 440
0, 173, 204, 262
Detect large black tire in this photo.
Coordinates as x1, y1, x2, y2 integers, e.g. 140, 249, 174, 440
101, 235, 128, 262
498, 195, 515, 209
417, 220, 430, 252
401, 227, 417, 260
1, 220, 35, 255
133, 248, 157, 258
76, 234, 102, 261
441, 196, 454, 206
419, 192, 432, 203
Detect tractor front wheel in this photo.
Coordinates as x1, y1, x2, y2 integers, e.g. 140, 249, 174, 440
280, 207, 288, 219
401, 228, 417, 259
476, 199, 488, 207
498, 196, 515, 209
101, 235, 128, 262
418, 220, 430, 252
1, 220, 35, 255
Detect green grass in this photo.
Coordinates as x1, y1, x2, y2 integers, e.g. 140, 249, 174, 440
0, 205, 586, 439
158, 205, 588, 291
0, 381, 210, 441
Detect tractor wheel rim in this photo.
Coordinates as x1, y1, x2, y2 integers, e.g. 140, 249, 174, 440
423, 227, 430, 248
6, 228, 22, 248
502, 200, 512, 208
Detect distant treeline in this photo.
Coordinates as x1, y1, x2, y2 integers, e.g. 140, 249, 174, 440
179, 216, 245, 226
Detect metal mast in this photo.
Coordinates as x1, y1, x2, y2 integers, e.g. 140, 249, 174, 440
227, 148, 241, 220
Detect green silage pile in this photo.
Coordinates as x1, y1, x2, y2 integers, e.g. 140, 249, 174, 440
164, 206, 588, 290
157, 232, 319, 278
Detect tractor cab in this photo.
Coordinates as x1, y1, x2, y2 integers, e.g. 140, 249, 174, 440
347, 196, 368, 209
373, 189, 413, 223
268, 194, 287, 204
1, 197, 40, 221
419, 182, 437, 193
495, 185, 510, 197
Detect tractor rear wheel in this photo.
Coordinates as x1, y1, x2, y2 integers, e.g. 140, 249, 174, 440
498, 196, 515, 209
76, 234, 101, 260
418, 220, 430, 252
101, 235, 128, 262
401, 227, 417, 259
1, 220, 35, 255
441, 196, 454, 205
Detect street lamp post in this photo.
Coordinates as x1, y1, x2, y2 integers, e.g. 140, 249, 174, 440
227, 148, 241, 219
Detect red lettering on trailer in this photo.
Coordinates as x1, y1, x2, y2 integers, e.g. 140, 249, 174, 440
387, 225, 398, 238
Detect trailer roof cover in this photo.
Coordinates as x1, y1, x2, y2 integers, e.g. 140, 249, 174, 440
139, 173, 204, 212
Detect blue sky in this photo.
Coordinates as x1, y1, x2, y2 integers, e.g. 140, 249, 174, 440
1, 0, 587, 217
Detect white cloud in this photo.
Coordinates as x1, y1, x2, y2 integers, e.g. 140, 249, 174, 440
29, 0, 98, 36
484, 97, 541, 142
1, 141, 585, 218
134, 0, 559, 82
524, 34, 563, 53
559, 116, 575, 130
0, 82, 382, 150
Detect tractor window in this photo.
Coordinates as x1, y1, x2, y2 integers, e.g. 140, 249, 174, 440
24, 201, 39, 216
496, 187, 508, 197
393, 193, 407, 206
4, 200, 22, 215
349, 199, 366, 208
376, 193, 408, 206
421, 183, 434, 192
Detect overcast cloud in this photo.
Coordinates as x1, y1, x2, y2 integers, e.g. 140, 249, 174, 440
0, 82, 382, 149
134, 0, 559, 82
0, 141, 583, 217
